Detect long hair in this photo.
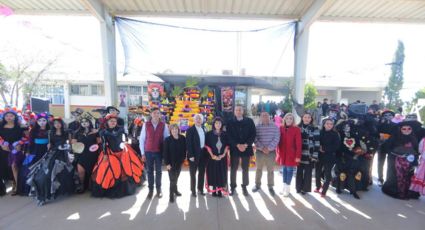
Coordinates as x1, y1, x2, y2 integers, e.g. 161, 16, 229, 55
212, 117, 224, 133
298, 112, 314, 127
50, 119, 66, 136
0, 111, 19, 128
30, 118, 51, 138
282, 113, 296, 127
393, 124, 418, 150
74, 118, 94, 136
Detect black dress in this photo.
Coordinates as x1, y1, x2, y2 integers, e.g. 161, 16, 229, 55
0, 125, 24, 196
205, 131, 229, 193
73, 130, 100, 174
27, 131, 78, 206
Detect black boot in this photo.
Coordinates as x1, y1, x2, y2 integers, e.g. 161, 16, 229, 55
147, 190, 154, 199
169, 193, 175, 203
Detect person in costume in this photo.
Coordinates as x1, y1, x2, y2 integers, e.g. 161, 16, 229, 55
163, 124, 186, 203
29, 113, 50, 162
0, 109, 25, 196
410, 136, 425, 196
315, 118, 340, 198
377, 110, 397, 186
27, 117, 78, 206
68, 108, 84, 132
106, 106, 125, 128
382, 122, 420, 199
91, 114, 143, 198
139, 107, 169, 199
205, 117, 230, 197
72, 114, 100, 193
276, 113, 302, 197
296, 113, 320, 195
334, 120, 364, 199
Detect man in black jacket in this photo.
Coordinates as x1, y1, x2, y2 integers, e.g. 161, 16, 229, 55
186, 114, 207, 197
227, 105, 256, 196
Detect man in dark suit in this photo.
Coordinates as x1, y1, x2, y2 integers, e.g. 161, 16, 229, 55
186, 114, 207, 197
227, 105, 256, 196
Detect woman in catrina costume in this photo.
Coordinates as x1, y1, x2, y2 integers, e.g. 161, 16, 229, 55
91, 114, 143, 198
0, 108, 26, 196
27, 117, 78, 206
72, 114, 100, 193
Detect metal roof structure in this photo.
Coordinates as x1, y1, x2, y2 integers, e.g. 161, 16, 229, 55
1, 0, 425, 23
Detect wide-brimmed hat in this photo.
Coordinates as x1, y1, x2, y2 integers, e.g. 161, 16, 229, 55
71, 108, 84, 116
106, 106, 120, 114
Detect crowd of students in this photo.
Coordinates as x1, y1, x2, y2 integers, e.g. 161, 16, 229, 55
0, 101, 424, 207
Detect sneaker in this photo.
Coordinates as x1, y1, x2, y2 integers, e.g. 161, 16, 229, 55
252, 186, 260, 193
242, 187, 249, 196
147, 190, 154, 199
268, 188, 275, 196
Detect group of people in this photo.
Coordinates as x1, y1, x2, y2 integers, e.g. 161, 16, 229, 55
1, 100, 424, 207
0, 106, 143, 205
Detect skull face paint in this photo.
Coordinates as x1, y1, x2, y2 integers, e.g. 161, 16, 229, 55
37, 118, 47, 127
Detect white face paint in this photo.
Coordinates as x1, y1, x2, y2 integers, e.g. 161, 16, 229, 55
81, 120, 90, 128
37, 118, 47, 127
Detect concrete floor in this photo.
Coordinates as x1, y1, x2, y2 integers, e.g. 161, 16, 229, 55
1, 169, 424, 230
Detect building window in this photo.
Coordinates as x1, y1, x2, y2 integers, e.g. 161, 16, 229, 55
118, 85, 143, 106
71, 84, 103, 96
32, 84, 65, 105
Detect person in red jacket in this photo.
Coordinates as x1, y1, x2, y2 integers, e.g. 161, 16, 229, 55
276, 113, 302, 196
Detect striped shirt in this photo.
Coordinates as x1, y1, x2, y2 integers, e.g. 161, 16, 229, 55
255, 122, 280, 150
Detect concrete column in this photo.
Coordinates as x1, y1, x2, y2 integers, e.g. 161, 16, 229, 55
246, 87, 252, 115
81, 0, 117, 106
64, 82, 71, 119
336, 89, 342, 103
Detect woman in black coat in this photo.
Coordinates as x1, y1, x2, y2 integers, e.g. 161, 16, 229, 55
315, 118, 340, 197
163, 124, 186, 203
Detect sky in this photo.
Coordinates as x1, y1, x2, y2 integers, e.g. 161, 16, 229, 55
0, 15, 424, 101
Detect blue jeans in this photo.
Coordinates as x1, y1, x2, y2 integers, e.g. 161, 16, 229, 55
282, 166, 296, 185
145, 152, 162, 191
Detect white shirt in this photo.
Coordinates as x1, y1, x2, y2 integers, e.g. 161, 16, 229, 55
139, 121, 170, 155
195, 125, 205, 148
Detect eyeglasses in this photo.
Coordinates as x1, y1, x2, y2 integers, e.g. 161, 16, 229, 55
401, 127, 412, 131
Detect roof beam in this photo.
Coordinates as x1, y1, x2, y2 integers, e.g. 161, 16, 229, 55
298, 0, 335, 33
79, 0, 108, 22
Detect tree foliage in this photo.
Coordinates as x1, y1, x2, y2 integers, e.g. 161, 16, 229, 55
384, 40, 405, 110
304, 83, 318, 110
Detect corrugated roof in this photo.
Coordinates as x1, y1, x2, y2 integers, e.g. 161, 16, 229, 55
1, 0, 424, 22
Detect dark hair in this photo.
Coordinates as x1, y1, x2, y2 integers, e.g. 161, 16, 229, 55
212, 117, 224, 132
1, 111, 19, 128
151, 107, 160, 113
51, 119, 66, 135
30, 117, 51, 138
74, 118, 94, 136
298, 112, 314, 126
392, 124, 418, 150
321, 118, 334, 130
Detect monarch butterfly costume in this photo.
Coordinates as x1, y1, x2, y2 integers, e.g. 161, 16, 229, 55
91, 117, 143, 198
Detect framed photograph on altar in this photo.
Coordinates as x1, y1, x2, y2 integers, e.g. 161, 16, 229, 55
221, 86, 235, 112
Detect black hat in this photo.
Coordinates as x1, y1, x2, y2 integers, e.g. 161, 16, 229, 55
106, 106, 120, 114
71, 108, 84, 116
381, 110, 395, 117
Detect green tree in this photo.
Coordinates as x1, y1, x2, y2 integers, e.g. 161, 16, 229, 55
384, 40, 405, 110
304, 83, 318, 110
411, 88, 425, 122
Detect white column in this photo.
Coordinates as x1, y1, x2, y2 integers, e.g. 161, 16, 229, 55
81, 0, 117, 106
63, 82, 71, 119
336, 89, 342, 103
293, 0, 334, 117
